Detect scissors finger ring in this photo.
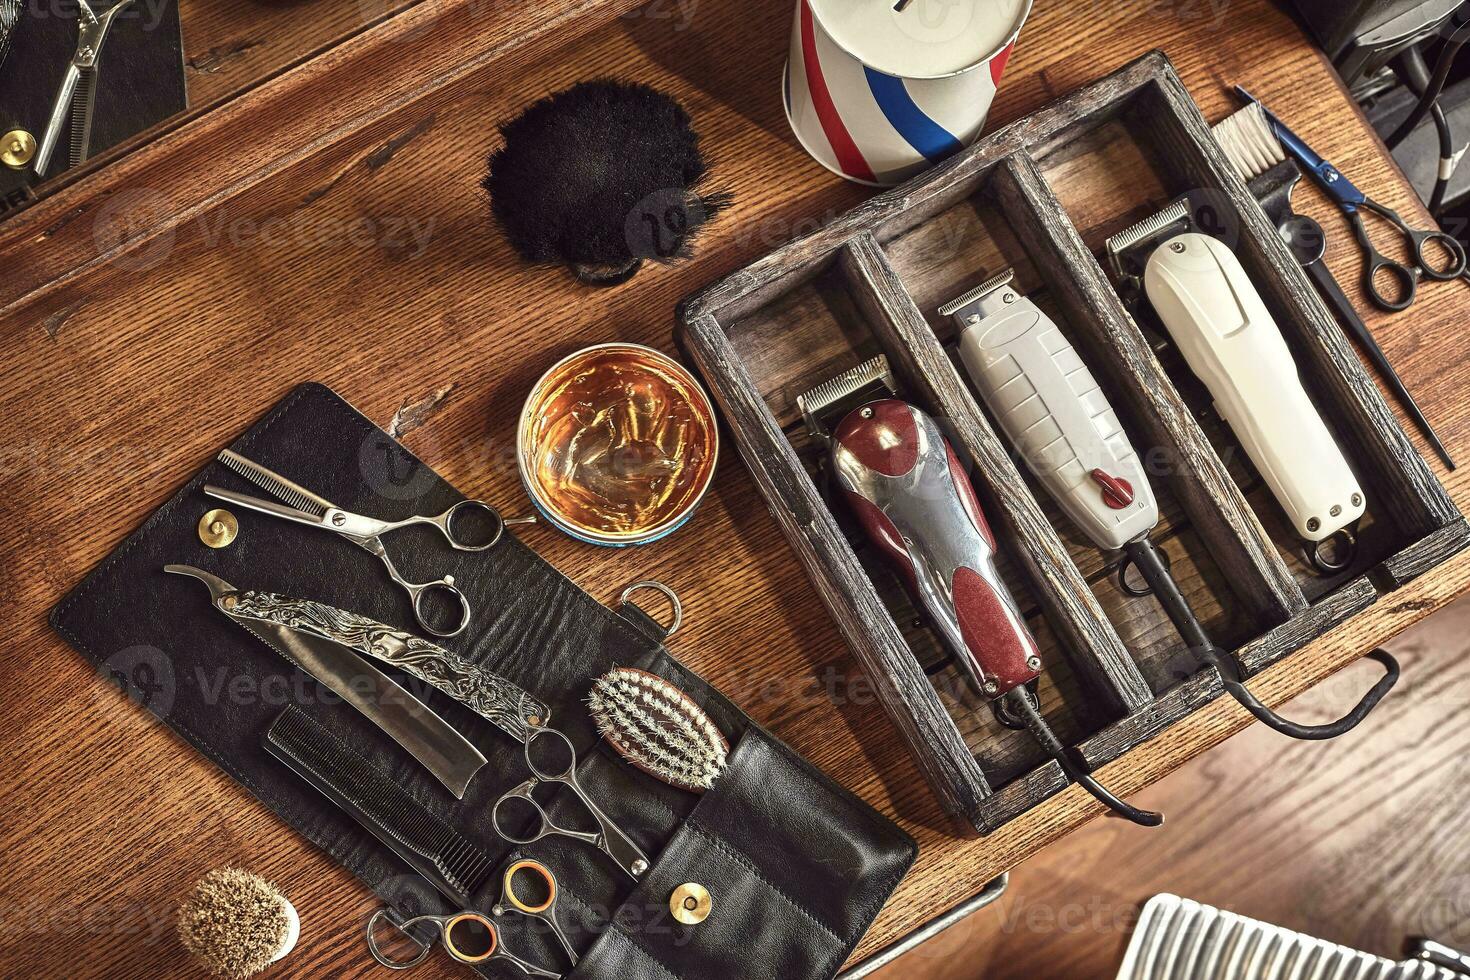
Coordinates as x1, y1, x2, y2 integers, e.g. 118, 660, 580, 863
404, 577, 473, 637
493, 859, 579, 964
490, 729, 652, 881
366, 908, 450, 970
204, 451, 525, 637
367, 907, 563, 977
1410, 228, 1467, 280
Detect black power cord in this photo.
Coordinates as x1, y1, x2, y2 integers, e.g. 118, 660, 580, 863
1385, 8, 1470, 153
1006, 688, 1164, 827
1429, 102, 1454, 214
1394, 46, 1459, 215
1123, 537, 1400, 740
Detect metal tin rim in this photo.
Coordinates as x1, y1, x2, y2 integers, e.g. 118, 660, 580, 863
806, 0, 1032, 81
517, 342, 720, 546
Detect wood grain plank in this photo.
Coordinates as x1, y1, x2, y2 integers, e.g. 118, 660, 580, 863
179, 0, 424, 110
871, 600, 1470, 979
0, 0, 648, 313
2, 1, 1469, 976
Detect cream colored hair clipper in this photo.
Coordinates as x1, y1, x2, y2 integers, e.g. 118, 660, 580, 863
1107, 200, 1364, 571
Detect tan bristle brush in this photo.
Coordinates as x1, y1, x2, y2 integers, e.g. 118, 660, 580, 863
589, 667, 729, 793
177, 868, 299, 978
1213, 101, 1286, 181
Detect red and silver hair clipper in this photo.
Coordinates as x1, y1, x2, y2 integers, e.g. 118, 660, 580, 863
801, 356, 1161, 826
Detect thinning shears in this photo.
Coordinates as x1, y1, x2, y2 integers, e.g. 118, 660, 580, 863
1235, 86, 1467, 311
34, 0, 138, 177
204, 449, 530, 636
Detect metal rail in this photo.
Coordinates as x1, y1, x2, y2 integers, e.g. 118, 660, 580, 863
836, 874, 1009, 980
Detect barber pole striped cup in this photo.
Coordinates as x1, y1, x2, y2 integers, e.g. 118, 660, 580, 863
784, 0, 1030, 186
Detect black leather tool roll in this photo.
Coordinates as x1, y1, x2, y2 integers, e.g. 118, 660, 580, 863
51, 382, 916, 980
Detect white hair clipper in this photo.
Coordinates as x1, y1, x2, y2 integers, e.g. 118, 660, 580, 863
1106, 199, 1364, 573
940, 270, 1159, 552
942, 274, 1397, 741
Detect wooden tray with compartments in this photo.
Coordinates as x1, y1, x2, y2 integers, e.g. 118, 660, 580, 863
675, 49, 1470, 837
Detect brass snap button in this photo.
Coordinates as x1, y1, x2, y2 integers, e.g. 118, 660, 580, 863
670, 883, 711, 925
1, 130, 35, 170
198, 509, 239, 548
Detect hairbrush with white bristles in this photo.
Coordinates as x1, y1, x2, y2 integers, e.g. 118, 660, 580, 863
588, 667, 729, 793
1213, 100, 1286, 181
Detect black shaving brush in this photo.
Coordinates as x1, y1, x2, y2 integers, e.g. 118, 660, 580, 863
483, 80, 731, 286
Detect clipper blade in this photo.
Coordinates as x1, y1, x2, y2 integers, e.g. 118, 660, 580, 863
938, 268, 1016, 320
797, 354, 897, 440
940, 268, 1023, 326
1105, 198, 1191, 280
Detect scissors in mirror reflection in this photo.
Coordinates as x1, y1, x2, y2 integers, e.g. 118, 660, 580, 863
203, 448, 533, 637
493, 726, 652, 881
367, 859, 574, 977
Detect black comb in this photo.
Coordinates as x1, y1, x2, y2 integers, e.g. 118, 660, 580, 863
264, 707, 494, 905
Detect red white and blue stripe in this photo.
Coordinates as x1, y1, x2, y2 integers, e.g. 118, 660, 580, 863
786, 0, 1014, 186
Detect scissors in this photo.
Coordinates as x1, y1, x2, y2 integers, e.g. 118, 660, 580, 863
1234, 86, 1467, 312
492, 726, 652, 881
492, 859, 579, 965
204, 448, 531, 636
367, 859, 574, 977
34, 0, 138, 176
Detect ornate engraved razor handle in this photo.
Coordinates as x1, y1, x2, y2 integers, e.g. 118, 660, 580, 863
230, 591, 550, 741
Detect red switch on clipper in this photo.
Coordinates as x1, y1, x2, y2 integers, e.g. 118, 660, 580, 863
804, 358, 1161, 827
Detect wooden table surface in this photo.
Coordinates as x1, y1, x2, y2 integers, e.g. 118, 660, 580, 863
869, 598, 1470, 978
3, 0, 1468, 977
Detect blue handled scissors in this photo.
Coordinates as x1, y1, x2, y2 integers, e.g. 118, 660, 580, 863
1236, 86, 1467, 312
